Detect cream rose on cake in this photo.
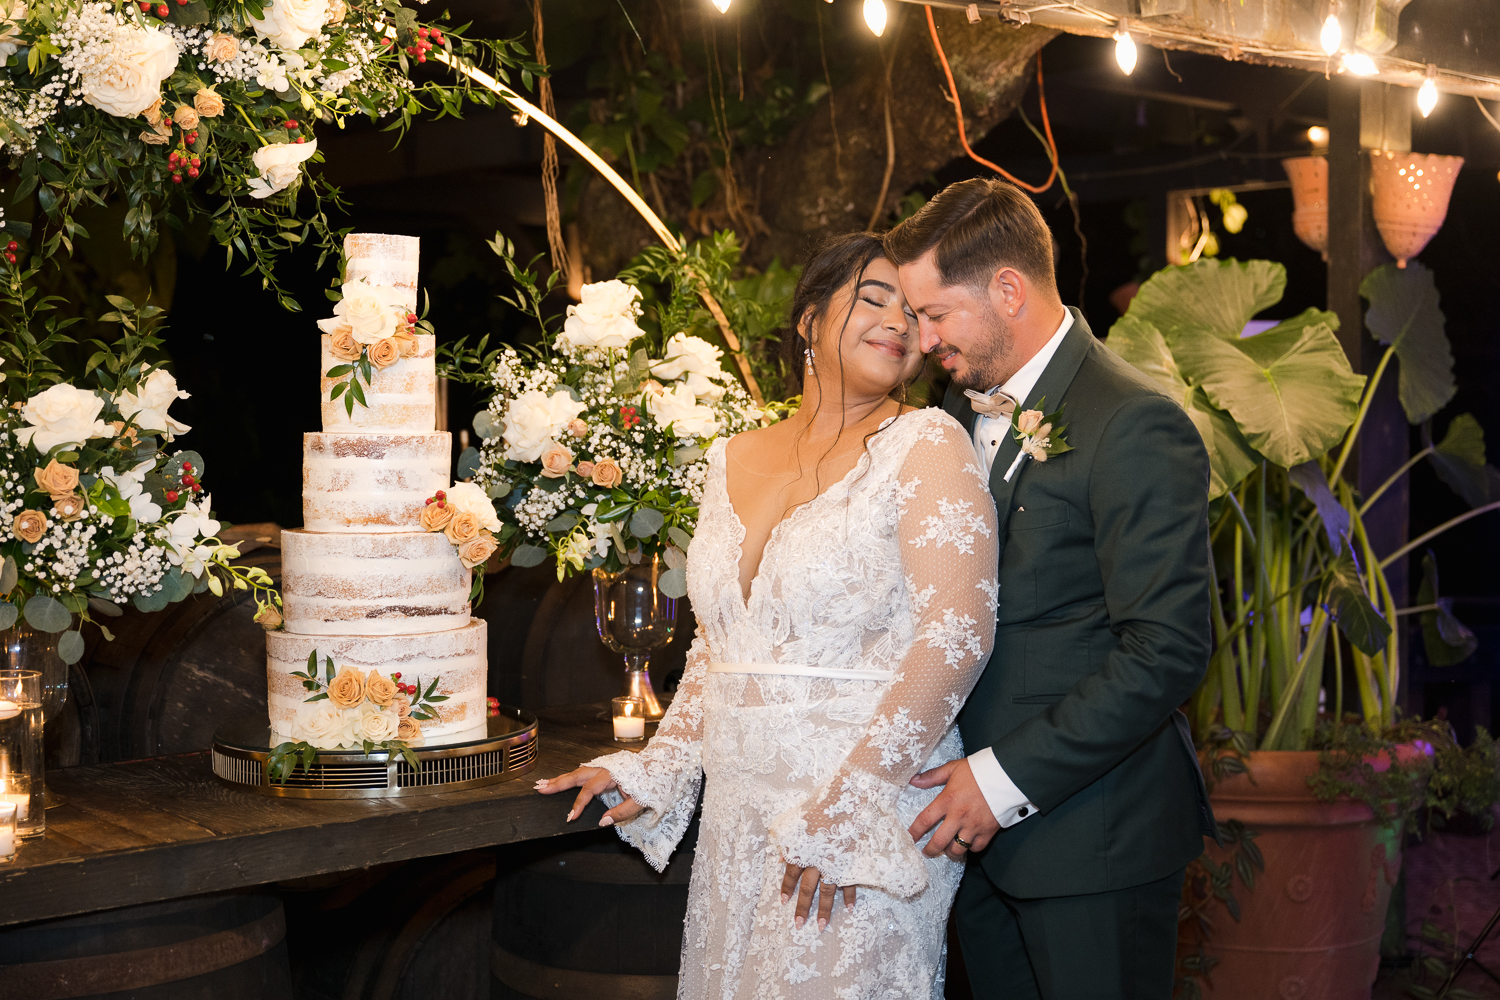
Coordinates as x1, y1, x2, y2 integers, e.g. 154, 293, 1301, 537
501, 388, 586, 463
117, 368, 191, 440
647, 382, 720, 439
318, 279, 408, 344
247, 139, 318, 199
80, 21, 179, 118
651, 333, 731, 401
247, 0, 329, 51
558, 280, 644, 351
17, 384, 111, 453
444, 482, 502, 532
292, 702, 348, 747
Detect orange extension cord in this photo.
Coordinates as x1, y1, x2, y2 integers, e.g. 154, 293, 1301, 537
924, 5, 1060, 194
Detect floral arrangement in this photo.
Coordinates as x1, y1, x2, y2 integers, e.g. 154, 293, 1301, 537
0, 296, 279, 664
417, 481, 499, 572
317, 275, 431, 413
0, 0, 530, 305
266, 649, 445, 780
447, 243, 770, 594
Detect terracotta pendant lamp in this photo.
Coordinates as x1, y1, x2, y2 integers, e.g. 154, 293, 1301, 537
1282, 156, 1329, 260
1369, 151, 1464, 268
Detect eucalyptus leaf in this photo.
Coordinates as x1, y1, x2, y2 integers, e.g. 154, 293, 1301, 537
485, 479, 513, 500
456, 447, 481, 481
1287, 461, 1349, 555
472, 411, 499, 440
1360, 262, 1456, 425
87, 597, 124, 617
667, 526, 694, 551
0, 555, 15, 596
161, 566, 193, 603
57, 630, 84, 665
630, 507, 665, 539
545, 511, 581, 534
511, 544, 548, 568
132, 588, 170, 613
1325, 555, 1391, 656
23, 594, 71, 633
0, 602, 16, 630
658, 566, 688, 599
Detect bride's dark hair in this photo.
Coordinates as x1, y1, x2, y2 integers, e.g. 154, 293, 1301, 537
774, 230, 915, 513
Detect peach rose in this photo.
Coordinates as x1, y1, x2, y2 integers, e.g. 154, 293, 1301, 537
52, 494, 87, 522
326, 666, 366, 708
325, 0, 346, 22
397, 716, 423, 741
206, 32, 238, 62
458, 531, 498, 570
420, 501, 454, 533
539, 442, 574, 479
640, 379, 665, 396
253, 604, 283, 630
368, 337, 401, 370
576, 460, 595, 478
1015, 409, 1043, 435
365, 670, 398, 706
566, 418, 588, 439
193, 88, 225, 117
34, 459, 80, 500
13, 509, 47, 543
590, 458, 623, 488
173, 105, 199, 130
142, 97, 164, 126
328, 328, 362, 362
394, 695, 411, 718
444, 510, 481, 545
392, 332, 418, 358
140, 130, 170, 145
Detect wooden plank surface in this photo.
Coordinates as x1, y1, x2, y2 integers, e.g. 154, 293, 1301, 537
0, 704, 636, 926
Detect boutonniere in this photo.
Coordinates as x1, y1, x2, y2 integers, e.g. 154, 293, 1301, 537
1003, 398, 1072, 482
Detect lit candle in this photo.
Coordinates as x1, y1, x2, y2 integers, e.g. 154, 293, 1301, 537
0, 701, 18, 721
0, 794, 27, 823
611, 696, 646, 742
613, 715, 645, 740
0, 802, 15, 860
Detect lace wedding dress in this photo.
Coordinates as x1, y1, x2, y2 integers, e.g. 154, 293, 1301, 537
588, 408, 999, 1000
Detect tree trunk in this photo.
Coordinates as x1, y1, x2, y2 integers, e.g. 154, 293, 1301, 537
575, 11, 1056, 276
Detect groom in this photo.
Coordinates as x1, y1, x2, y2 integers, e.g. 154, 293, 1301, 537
886, 179, 1216, 998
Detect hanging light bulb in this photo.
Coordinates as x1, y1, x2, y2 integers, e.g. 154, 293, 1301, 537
711, 0, 730, 12
1418, 65, 1439, 118
1306, 125, 1329, 147
863, 0, 887, 36
1320, 11, 1342, 56
1114, 26, 1137, 75
1342, 52, 1377, 76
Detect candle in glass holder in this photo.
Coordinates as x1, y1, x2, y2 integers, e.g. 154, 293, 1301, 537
0, 701, 17, 721
612, 696, 646, 742
0, 802, 15, 862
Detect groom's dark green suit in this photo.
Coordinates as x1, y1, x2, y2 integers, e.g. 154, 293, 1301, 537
945, 309, 1216, 998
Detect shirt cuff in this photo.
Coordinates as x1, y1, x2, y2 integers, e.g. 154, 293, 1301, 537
968, 747, 1039, 828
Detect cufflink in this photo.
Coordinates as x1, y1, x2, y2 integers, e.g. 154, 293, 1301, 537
1017, 806, 1029, 818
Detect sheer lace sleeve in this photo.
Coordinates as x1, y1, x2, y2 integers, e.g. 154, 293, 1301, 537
585, 629, 709, 872
770, 415, 999, 897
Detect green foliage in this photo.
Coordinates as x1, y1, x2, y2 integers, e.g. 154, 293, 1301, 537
1403, 921, 1487, 1000
1360, 262, 1456, 425
1425, 414, 1500, 509
1175, 819, 1264, 998
1417, 551, 1477, 667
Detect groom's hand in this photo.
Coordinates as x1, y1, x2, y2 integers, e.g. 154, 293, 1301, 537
908, 759, 1000, 860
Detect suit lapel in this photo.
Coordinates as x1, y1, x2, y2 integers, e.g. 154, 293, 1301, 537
989, 308, 1095, 537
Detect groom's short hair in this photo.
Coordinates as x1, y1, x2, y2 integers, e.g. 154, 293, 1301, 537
884, 178, 1057, 294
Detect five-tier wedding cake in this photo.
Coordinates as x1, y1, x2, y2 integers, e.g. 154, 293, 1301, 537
265, 233, 488, 749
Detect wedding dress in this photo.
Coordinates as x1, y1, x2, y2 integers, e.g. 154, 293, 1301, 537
589, 408, 999, 1000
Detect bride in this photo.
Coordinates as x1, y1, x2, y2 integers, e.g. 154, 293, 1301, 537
537, 231, 999, 999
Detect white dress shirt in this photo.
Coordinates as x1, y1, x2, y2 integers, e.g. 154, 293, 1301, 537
967, 308, 1073, 829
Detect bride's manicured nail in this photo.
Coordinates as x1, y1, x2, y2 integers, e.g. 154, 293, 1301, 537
600, 815, 614, 827
780, 894, 789, 905
818, 918, 828, 932
565, 809, 576, 822
845, 904, 854, 914
794, 917, 804, 930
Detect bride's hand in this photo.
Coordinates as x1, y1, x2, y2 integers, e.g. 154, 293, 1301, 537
781, 862, 857, 932
535, 767, 645, 827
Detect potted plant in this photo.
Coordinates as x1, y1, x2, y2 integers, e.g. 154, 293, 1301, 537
1106, 258, 1500, 1000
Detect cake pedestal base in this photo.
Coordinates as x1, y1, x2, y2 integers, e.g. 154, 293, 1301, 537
211, 707, 538, 799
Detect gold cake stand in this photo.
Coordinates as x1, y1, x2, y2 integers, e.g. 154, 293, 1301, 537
210, 707, 538, 799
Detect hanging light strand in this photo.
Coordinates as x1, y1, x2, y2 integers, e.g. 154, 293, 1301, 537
863, 0, 887, 36
1114, 23, 1137, 75
1418, 64, 1438, 117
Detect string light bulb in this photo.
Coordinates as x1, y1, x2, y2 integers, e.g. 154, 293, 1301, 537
863, 0, 887, 36
1114, 26, 1137, 75
1307, 126, 1329, 147
1320, 10, 1342, 56
1418, 65, 1438, 118
1342, 52, 1377, 76
711, 0, 730, 12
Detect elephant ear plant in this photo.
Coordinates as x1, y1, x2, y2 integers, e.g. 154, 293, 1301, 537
1108, 258, 1498, 752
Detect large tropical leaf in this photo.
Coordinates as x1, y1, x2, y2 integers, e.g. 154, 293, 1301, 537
1417, 550, 1476, 666
1169, 313, 1366, 469
1325, 554, 1391, 657
1360, 262, 1456, 425
1287, 461, 1349, 555
1125, 258, 1288, 343
1425, 413, 1500, 509
1107, 314, 1259, 498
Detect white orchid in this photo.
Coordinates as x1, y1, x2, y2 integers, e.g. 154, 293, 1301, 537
99, 459, 162, 524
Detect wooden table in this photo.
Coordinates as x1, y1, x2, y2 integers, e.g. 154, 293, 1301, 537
0, 704, 629, 927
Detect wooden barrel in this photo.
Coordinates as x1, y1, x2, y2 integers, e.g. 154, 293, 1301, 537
80, 525, 283, 763
490, 815, 699, 999
0, 891, 292, 1000
278, 849, 497, 1000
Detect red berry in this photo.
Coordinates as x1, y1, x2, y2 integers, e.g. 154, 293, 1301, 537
186, 135, 196, 145
138, 1, 150, 9
4, 254, 13, 265
171, 173, 182, 183
155, 4, 168, 15
393, 672, 402, 679
166, 490, 178, 502
418, 27, 429, 37
285, 119, 297, 129
294, 136, 305, 143
5, 241, 15, 252
380, 36, 391, 45
182, 462, 192, 470
190, 157, 200, 166
417, 54, 425, 62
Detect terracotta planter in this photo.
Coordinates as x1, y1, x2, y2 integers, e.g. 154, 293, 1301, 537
1282, 156, 1329, 260
1203, 751, 1401, 1000
1369, 151, 1463, 268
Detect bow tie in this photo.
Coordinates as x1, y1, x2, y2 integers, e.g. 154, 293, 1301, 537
965, 388, 1018, 419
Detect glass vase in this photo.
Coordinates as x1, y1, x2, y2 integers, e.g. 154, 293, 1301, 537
592, 556, 677, 721
1, 626, 68, 808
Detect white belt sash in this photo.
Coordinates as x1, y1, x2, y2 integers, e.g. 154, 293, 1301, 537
708, 662, 894, 682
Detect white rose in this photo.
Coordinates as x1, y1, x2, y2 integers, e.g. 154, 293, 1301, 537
444, 481, 502, 532
247, 0, 329, 50
247, 139, 318, 199
647, 382, 720, 439
16, 384, 111, 453
117, 368, 191, 440
357, 702, 399, 742
502, 389, 587, 463
0, 1, 27, 67
292, 702, 348, 747
81, 22, 179, 118
559, 279, 643, 351
316, 279, 405, 345
651, 333, 731, 400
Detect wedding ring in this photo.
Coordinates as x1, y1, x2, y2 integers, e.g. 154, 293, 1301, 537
953, 836, 972, 849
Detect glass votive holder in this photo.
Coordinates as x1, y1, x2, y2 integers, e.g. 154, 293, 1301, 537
612, 696, 647, 743
0, 802, 16, 862
0, 670, 42, 839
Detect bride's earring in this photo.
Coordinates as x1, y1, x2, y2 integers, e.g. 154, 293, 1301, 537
804, 346, 816, 369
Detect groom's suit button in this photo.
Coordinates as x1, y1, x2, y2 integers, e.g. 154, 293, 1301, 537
1017, 807, 1029, 817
